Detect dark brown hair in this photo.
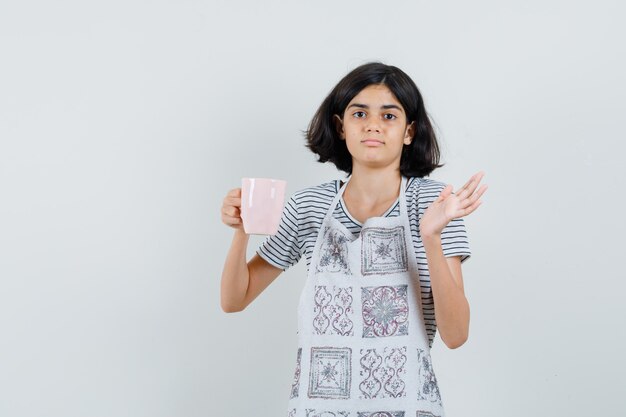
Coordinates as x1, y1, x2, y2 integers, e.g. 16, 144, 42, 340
303, 62, 443, 177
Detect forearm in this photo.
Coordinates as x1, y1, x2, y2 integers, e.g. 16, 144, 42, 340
422, 234, 470, 349
220, 229, 251, 312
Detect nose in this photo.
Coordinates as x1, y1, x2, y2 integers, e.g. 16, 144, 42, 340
366, 119, 381, 133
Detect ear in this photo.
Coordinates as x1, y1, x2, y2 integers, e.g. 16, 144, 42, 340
333, 114, 345, 140
404, 121, 415, 145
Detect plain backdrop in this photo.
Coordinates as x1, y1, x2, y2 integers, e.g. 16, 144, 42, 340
1, 1, 625, 416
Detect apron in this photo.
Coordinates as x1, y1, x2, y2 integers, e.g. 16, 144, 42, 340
287, 175, 445, 417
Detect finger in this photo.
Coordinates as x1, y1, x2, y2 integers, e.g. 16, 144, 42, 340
466, 199, 482, 215
459, 184, 488, 209
227, 197, 242, 207
437, 184, 453, 202
456, 171, 481, 194
458, 172, 478, 193
222, 206, 240, 217
222, 212, 243, 224
228, 188, 242, 197
458, 172, 485, 200
459, 199, 482, 217
228, 216, 243, 225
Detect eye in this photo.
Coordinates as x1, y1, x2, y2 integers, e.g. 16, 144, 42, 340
353, 111, 366, 118
384, 113, 397, 120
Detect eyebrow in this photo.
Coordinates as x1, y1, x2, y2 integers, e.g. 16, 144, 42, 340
347, 103, 403, 112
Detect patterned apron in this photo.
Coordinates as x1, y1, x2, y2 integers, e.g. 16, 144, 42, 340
287, 175, 445, 417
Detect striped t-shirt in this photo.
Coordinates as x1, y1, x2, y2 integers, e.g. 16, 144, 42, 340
256, 176, 471, 348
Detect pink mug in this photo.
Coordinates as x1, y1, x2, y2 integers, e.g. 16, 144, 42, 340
240, 178, 287, 235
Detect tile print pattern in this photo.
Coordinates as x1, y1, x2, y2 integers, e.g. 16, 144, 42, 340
305, 411, 350, 417
358, 413, 405, 417
361, 227, 408, 276
313, 286, 354, 336
416, 348, 442, 406
315, 225, 353, 275
308, 347, 352, 399
362, 285, 409, 338
359, 347, 407, 399
291, 348, 302, 398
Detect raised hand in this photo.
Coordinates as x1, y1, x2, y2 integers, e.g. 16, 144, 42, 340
419, 171, 488, 238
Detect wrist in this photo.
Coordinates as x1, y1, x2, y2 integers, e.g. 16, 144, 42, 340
233, 228, 250, 240
421, 232, 441, 244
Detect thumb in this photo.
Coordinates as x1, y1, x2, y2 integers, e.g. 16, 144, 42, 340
437, 184, 453, 202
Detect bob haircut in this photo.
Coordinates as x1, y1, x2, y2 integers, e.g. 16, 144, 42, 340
304, 62, 443, 178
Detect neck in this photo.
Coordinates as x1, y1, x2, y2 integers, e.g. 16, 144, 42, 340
344, 165, 402, 204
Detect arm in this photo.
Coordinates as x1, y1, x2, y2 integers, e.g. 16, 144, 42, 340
418, 171, 487, 349
422, 237, 469, 349
220, 229, 284, 313
219, 187, 285, 313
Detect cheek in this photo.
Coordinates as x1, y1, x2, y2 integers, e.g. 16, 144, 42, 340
343, 125, 360, 138
344, 120, 359, 130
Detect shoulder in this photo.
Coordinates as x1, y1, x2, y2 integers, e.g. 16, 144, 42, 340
285, 179, 340, 218
292, 179, 339, 201
290, 179, 340, 206
405, 176, 449, 201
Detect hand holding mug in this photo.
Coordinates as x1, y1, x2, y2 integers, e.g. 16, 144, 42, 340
221, 178, 287, 235
221, 188, 244, 231
240, 178, 286, 235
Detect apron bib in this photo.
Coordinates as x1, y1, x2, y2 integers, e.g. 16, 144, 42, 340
287, 175, 445, 417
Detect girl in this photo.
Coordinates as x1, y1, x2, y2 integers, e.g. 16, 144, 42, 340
220, 62, 487, 417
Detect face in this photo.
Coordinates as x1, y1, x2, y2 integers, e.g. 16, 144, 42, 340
334, 83, 414, 171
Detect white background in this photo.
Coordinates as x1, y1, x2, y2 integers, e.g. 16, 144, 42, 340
1, 1, 624, 416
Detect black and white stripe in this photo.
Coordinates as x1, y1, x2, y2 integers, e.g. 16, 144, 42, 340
256, 176, 471, 348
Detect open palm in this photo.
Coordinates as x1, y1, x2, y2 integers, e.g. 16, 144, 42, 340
419, 171, 488, 238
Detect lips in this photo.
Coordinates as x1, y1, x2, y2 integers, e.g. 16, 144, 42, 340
361, 139, 384, 145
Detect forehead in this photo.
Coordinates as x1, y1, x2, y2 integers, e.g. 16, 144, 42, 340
348, 84, 403, 111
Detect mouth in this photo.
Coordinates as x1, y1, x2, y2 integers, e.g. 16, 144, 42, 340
361, 139, 384, 146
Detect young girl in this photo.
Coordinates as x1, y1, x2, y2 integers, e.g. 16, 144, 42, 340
220, 62, 487, 417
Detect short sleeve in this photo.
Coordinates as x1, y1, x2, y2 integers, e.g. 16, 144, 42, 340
256, 194, 302, 271
441, 216, 472, 264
